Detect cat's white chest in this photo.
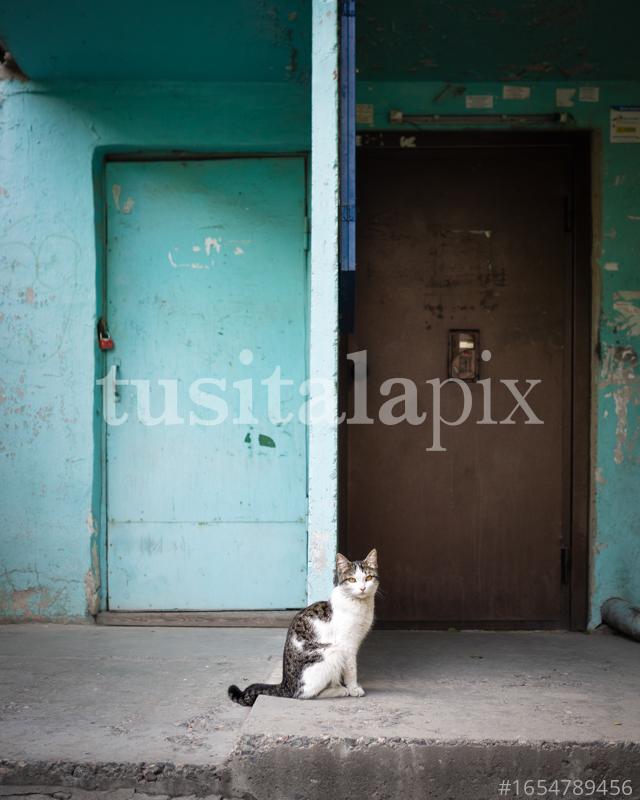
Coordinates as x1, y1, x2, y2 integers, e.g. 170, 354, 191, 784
314, 595, 373, 652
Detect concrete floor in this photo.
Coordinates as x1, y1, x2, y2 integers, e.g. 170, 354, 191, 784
1, 625, 639, 798
249, 629, 640, 743
0, 625, 282, 764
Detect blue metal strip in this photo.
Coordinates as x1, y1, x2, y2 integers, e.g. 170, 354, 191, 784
339, 0, 356, 332
339, 0, 355, 273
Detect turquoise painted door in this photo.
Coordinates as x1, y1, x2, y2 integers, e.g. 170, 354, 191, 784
104, 158, 308, 610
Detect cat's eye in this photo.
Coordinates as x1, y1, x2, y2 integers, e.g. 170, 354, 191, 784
347, 577, 357, 583
365, 575, 374, 581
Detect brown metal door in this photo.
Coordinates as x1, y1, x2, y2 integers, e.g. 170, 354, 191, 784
344, 134, 589, 628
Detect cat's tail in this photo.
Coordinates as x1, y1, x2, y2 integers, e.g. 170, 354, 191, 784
228, 682, 289, 707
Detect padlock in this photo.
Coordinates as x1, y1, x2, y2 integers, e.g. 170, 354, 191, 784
99, 334, 114, 350
97, 317, 115, 350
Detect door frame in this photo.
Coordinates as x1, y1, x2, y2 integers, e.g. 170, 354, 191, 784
94, 150, 310, 616
339, 130, 592, 631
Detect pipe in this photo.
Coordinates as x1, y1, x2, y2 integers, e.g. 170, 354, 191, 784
601, 597, 640, 642
389, 110, 573, 126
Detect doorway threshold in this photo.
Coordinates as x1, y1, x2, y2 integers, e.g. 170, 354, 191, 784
96, 610, 298, 627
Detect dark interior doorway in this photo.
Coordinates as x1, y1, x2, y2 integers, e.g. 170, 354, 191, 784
341, 132, 590, 629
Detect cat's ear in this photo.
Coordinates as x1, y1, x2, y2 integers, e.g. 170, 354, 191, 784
336, 552, 351, 573
363, 548, 378, 569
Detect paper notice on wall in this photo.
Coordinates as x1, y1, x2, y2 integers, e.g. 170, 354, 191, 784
610, 107, 640, 143
465, 94, 494, 109
502, 85, 531, 100
556, 88, 576, 108
579, 86, 600, 103
356, 104, 374, 125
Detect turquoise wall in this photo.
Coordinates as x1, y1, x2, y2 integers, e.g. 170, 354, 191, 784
357, 80, 640, 626
0, 80, 309, 619
0, 0, 311, 82
2, 70, 639, 625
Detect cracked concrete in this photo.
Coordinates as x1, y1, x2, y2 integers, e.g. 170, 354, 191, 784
1, 626, 639, 799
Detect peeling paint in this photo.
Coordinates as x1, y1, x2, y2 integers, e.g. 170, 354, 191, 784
84, 568, 100, 616
167, 251, 209, 270
309, 529, 331, 582
205, 236, 221, 255
86, 511, 97, 534
10, 587, 47, 614
0, 572, 72, 620
111, 184, 134, 214
599, 345, 637, 386
599, 346, 640, 466
613, 291, 640, 337
613, 386, 632, 465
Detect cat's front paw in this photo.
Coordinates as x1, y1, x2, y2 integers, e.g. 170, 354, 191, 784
348, 685, 365, 697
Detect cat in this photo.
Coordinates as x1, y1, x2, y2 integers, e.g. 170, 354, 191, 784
228, 549, 378, 706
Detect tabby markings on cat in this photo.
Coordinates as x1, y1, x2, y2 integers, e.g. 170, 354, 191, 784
228, 549, 379, 706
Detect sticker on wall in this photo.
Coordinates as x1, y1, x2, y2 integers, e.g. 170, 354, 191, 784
610, 107, 640, 143
502, 86, 531, 100
465, 95, 494, 109
579, 86, 600, 103
556, 88, 576, 108
356, 104, 374, 125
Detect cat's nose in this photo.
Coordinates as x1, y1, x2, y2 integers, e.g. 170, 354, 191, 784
360, 587, 366, 593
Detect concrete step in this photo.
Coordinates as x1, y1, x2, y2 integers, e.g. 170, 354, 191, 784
226, 630, 640, 799
1, 628, 639, 799
0, 625, 282, 797
229, 732, 640, 800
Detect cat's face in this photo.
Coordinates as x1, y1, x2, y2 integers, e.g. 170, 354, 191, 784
334, 549, 379, 599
